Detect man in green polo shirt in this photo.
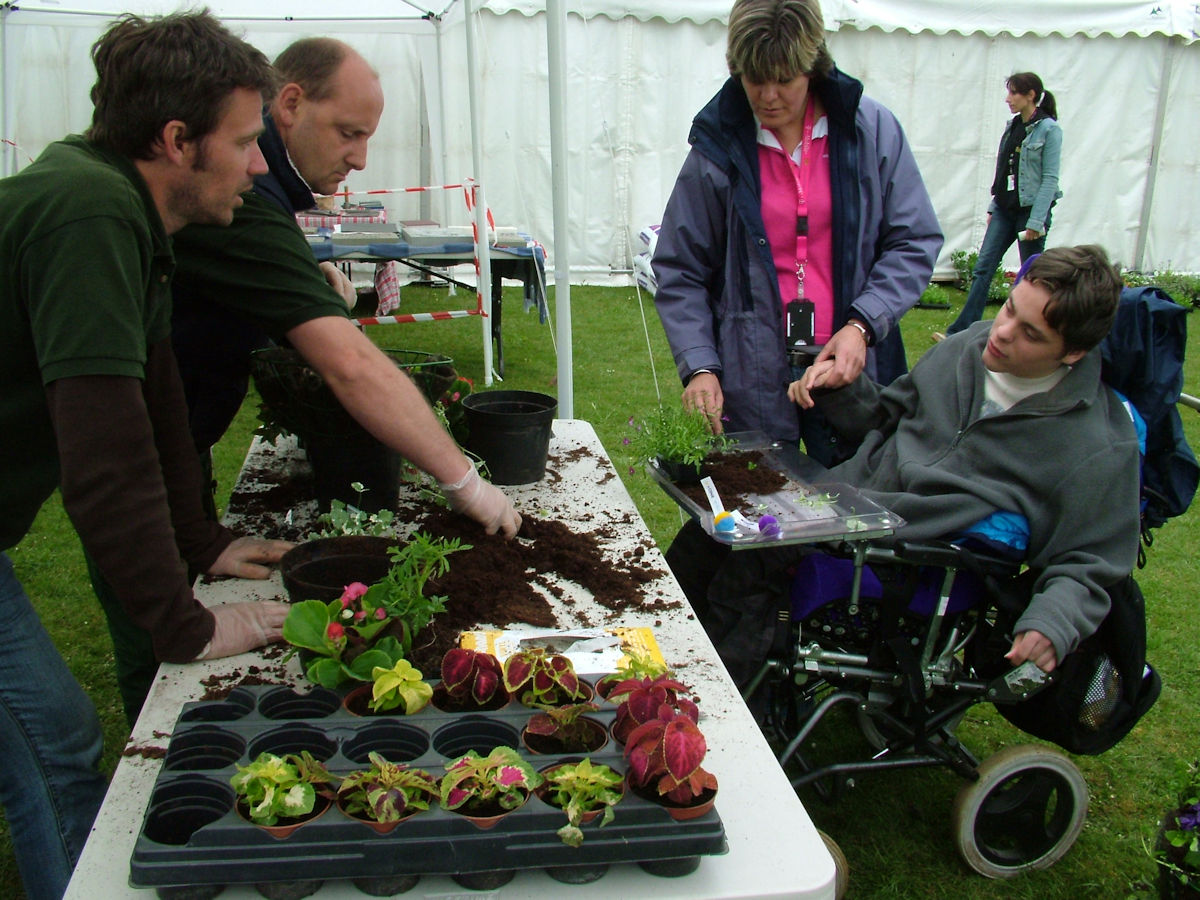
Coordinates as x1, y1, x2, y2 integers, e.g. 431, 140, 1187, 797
0, 13, 293, 899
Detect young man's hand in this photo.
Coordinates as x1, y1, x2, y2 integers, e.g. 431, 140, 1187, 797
199, 601, 291, 659
1005, 629, 1058, 672
787, 359, 837, 409
441, 465, 521, 537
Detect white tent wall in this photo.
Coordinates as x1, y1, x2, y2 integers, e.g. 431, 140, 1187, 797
2, 2, 1198, 284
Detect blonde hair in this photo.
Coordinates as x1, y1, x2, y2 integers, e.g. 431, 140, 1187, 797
726, 0, 833, 83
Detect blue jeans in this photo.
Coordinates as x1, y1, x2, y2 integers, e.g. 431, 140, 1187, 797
0, 553, 107, 900
948, 205, 1048, 334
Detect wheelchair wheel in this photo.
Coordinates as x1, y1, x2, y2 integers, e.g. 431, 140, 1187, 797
818, 830, 849, 899
951, 744, 1087, 878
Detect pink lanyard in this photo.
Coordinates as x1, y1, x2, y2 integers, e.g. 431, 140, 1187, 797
780, 99, 817, 299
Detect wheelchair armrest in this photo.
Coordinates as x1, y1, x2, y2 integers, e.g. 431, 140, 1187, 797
892, 538, 1024, 578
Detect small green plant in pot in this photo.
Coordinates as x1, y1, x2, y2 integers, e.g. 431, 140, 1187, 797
368, 658, 433, 715
1153, 759, 1200, 897
337, 752, 439, 829
308, 483, 396, 538
231, 751, 336, 828
502, 647, 588, 707
539, 758, 624, 847
629, 405, 729, 480
596, 649, 672, 700
439, 746, 543, 819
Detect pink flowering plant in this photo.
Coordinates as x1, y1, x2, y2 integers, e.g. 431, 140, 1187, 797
439, 746, 543, 815
282, 581, 404, 688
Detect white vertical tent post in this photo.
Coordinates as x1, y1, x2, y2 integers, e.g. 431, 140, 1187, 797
463, 0, 495, 385
546, 0, 572, 417
1, 3, 12, 177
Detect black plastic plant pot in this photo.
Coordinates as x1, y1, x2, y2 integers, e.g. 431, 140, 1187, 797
178, 689, 255, 723
431, 716, 519, 758
655, 456, 705, 484
342, 722, 429, 764
461, 390, 557, 485
639, 856, 702, 878
142, 777, 233, 846
254, 879, 323, 900
163, 726, 245, 772
353, 873, 420, 896
154, 884, 225, 900
279, 536, 394, 603
545, 863, 610, 885
451, 870, 516, 891
305, 433, 402, 514
246, 724, 337, 762
257, 687, 341, 721
430, 683, 510, 713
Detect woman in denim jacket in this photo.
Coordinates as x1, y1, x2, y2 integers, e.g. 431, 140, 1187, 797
940, 72, 1062, 338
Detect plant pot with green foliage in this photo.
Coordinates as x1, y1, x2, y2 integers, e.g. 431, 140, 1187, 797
536, 758, 625, 848
231, 751, 336, 838
1153, 761, 1200, 898
629, 405, 729, 483
433, 648, 510, 712
439, 746, 543, 828
595, 649, 672, 701
522, 702, 607, 754
502, 647, 590, 708
282, 532, 467, 689
336, 751, 440, 834
343, 659, 433, 717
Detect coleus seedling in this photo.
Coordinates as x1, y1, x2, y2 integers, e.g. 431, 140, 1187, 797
440, 647, 507, 706
439, 746, 543, 813
502, 647, 586, 706
230, 751, 336, 826
369, 658, 433, 714
337, 751, 439, 823
542, 758, 624, 847
524, 701, 601, 746
624, 707, 718, 805
610, 674, 698, 743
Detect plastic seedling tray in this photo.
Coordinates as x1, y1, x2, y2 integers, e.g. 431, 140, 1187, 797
647, 431, 904, 547
130, 683, 727, 892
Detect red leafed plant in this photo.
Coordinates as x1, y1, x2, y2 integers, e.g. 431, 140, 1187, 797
610, 675, 697, 744
502, 647, 586, 706
440, 648, 507, 706
624, 707, 718, 805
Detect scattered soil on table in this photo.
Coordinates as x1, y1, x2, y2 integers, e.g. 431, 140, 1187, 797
226, 445, 673, 679
404, 508, 669, 673
198, 664, 290, 701
677, 450, 789, 513
122, 744, 167, 760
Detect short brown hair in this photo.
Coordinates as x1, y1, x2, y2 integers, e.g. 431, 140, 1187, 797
1025, 245, 1122, 353
86, 10, 276, 160
726, 0, 834, 84
274, 38, 375, 102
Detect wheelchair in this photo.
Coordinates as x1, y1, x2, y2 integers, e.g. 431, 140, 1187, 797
743, 537, 1102, 882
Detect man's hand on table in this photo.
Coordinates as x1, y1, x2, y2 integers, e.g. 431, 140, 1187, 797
319, 261, 357, 309
441, 465, 521, 537
209, 536, 295, 579
198, 601, 291, 660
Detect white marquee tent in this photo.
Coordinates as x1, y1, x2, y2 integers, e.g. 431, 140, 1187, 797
3, 1, 1199, 401
4, 0, 1198, 278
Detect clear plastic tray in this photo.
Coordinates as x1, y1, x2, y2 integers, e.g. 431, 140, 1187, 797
647, 432, 904, 548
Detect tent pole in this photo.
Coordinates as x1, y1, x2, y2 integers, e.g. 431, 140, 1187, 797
547, 0, 573, 418
463, 0, 495, 384
1133, 34, 1177, 272
1, 3, 12, 177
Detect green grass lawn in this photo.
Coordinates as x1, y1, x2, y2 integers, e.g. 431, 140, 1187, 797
3, 283, 1197, 898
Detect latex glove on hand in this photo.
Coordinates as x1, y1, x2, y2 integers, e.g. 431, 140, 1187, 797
441, 464, 521, 538
199, 600, 291, 660
209, 536, 294, 580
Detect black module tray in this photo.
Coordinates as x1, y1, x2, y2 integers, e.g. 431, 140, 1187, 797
130, 682, 727, 891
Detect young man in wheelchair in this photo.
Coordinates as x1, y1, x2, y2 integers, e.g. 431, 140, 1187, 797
687, 244, 1141, 691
